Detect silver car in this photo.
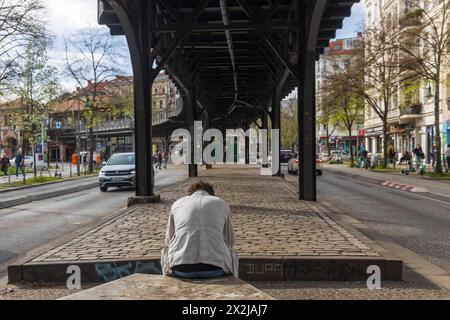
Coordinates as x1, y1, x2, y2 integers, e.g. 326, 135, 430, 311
99, 152, 154, 192
287, 154, 323, 176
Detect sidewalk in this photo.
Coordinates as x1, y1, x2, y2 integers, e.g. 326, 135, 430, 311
9, 165, 400, 282
4, 165, 450, 299
0, 176, 98, 209
323, 164, 450, 198
0, 162, 94, 185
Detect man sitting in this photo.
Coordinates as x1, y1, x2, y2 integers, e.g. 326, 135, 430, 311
161, 181, 238, 279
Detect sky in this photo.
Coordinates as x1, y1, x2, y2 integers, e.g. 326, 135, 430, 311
44, 0, 365, 93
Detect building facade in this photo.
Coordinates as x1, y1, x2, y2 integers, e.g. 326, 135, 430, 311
0, 71, 180, 161
364, 0, 450, 162
316, 36, 363, 155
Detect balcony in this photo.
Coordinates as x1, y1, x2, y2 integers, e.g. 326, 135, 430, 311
399, 10, 422, 34
399, 103, 422, 124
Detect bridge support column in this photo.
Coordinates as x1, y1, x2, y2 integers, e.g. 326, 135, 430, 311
203, 112, 213, 169
297, 0, 326, 201
272, 88, 281, 176
108, 0, 159, 204
245, 124, 250, 165
188, 82, 198, 178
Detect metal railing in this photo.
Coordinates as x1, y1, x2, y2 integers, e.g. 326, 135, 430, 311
80, 118, 134, 133
152, 98, 183, 125
400, 104, 422, 116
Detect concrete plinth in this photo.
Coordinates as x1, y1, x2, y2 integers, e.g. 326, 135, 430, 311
59, 274, 274, 300
127, 195, 161, 207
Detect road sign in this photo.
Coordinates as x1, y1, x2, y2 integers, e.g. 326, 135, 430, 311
358, 130, 365, 137
55, 121, 62, 129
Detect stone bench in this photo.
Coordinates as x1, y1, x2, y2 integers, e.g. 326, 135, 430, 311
59, 274, 274, 300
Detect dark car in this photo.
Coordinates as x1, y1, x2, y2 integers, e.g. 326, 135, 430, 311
280, 150, 294, 163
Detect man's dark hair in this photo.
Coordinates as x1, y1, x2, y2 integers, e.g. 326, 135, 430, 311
188, 180, 215, 196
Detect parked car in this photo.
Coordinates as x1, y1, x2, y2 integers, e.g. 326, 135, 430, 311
330, 150, 350, 162
287, 154, 323, 175
98, 152, 154, 192
280, 150, 295, 163
10, 156, 34, 167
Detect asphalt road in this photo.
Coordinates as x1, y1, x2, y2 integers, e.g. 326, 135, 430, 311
282, 164, 450, 274
0, 168, 187, 275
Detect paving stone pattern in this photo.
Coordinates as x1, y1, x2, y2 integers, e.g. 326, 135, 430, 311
30, 166, 378, 263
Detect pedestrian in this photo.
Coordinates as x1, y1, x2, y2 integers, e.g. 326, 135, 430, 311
362, 149, 369, 169
156, 150, 163, 170
413, 144, 424, 171
389, 147, 396, 167
446, 144, 450, 171
431, 145, 437, 168
1, 153, 10, 176
163, 150, 169, 169
14, 150, 24, 178
161, 180, 238, 279
400, 151, 411, 164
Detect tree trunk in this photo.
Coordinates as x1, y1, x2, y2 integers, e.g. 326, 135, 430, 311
382, 119, 388, 168
434, 80, 443, 174
21, 139, 27, 183
326, 125, 331, 156
348, 127, 354, 166
89, 127, 94, 174
33, 143, 37, 177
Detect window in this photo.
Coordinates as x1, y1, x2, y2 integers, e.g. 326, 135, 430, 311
160, 100, 163, 109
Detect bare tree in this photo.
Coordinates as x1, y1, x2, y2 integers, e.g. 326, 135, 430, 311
0, 0, 44, 93
64, 27, 125, 173
324, 69, 364, 165
397, 0, 450, 174
339, 18, 415, 168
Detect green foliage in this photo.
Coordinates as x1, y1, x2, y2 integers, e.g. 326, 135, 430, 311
281, 99, 298, 149
8, 35, 59, 148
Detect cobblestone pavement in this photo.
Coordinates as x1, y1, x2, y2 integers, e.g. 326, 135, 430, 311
250, 281, 450, 300
3, 166, 450, 300
30, 166, 378, 263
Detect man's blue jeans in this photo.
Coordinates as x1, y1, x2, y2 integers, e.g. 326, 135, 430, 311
15, 164, 21, 177
172, 269, 225, 279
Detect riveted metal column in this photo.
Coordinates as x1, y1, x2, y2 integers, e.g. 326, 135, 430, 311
245, 123, 250, 165
188, 82, 198, 177
297, 0, 324, 201
107, 0, 160, 205
272, 88, 281, 176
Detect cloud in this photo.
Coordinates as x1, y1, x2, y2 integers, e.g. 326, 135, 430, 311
45, 0, 101, 36
43, 0, 131, 92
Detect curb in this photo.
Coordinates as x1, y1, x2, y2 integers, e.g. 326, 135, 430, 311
324, 166, 429, 193
0, 175, 98, 194
0, 181, 99, 210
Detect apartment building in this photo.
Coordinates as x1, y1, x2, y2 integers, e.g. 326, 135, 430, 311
364, 0, 450, 162
316, 36, 363, 154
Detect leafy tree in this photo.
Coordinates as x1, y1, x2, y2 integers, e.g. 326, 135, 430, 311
9, 35, 59, 178
281, 99, 297, 149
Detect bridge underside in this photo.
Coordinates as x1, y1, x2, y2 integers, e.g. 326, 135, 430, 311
98, 0, 359, 201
